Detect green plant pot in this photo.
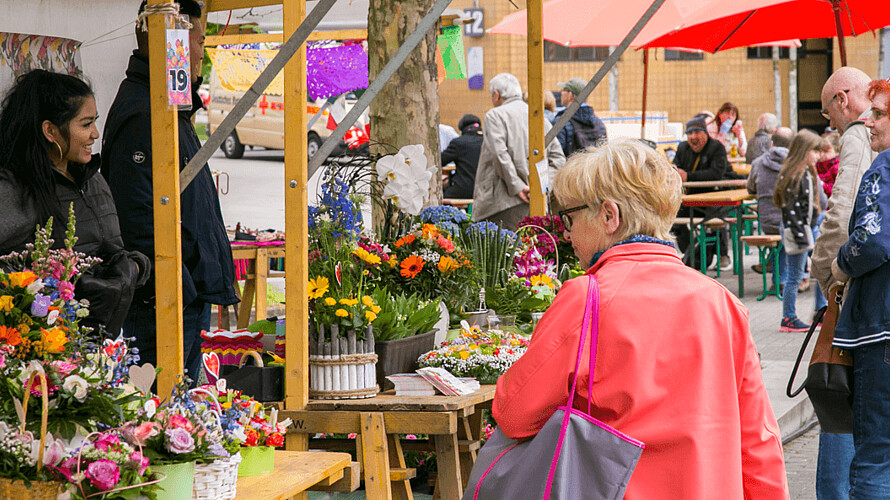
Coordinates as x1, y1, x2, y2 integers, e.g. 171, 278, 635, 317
238, 446, 275, 477
153, 461, 196, 500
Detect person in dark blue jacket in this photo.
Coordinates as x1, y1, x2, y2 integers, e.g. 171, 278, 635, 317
553, 77, 607, 157
442, 114, 483, 199
101, 0, 237, 382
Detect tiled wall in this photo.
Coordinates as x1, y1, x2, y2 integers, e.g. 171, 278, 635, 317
438, 0, 881, 141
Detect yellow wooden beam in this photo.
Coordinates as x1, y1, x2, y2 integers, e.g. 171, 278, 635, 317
205, 33, 281, 47
283, 0, 310, 425
307, 29, 367, 41
206, 0, 281, 12
527, 0, 545, 216
147, 0, 185, 397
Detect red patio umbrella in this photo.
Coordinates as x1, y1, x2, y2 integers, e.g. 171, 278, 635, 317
640, 0, 890, 66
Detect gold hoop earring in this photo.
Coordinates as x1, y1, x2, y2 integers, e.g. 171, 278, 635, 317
50, 141, 63, 161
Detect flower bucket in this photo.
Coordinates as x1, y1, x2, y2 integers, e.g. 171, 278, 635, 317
193, 452, 242, 500
153, 461, 195, 500
238, 446, 275, 477
375, 329, 437, 390
309, 324, 379, 399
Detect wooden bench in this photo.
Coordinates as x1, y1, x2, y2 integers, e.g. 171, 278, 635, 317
740, 235, 783, 301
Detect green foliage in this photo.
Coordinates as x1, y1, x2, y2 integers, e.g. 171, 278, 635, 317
369, 288, 440, 341
458, 225, 518, 292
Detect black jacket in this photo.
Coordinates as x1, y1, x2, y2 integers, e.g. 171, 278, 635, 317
554, 104, 607, 156
442, 128, 483, 199
101, 51, 238, 306
674, 136, 730, 183
0, 156, 151, 332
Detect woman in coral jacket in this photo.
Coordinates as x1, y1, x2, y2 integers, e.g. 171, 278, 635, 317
493, 140, 788, 499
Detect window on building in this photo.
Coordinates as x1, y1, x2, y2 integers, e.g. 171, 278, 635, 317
543, 41, 610, 62
664, 49, 703, 61
747, 46, 790, 59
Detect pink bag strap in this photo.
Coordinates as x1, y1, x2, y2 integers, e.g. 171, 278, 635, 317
566, 275, 598, 415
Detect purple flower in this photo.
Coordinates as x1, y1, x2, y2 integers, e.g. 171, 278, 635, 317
86, 459, 120, 491
129, 451, 150, 475
94, 433, 120, 452
165, 427, 195, 454
30, 295, 51, 317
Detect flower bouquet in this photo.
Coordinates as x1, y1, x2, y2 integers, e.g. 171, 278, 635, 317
417, 326, 529, 384
218, 392, 291, 477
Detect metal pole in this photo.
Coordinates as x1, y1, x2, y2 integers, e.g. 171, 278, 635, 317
641, 48, 649, 139
609, 46, 619, 112
179, 0, 338, 192
307, 0, 455, 177
546, 0, 666, 146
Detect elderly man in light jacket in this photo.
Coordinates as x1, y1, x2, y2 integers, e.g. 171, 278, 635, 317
472, 73, 566, 230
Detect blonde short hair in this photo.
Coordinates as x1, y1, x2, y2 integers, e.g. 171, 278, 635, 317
553, 140, 683, 242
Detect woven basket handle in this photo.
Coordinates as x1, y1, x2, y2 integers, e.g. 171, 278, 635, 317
20, 373, 49, 471
239, 351, 264, 368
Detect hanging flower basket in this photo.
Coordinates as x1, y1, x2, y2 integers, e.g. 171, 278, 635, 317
309, 324, 379, 399
193, 452, 242, 500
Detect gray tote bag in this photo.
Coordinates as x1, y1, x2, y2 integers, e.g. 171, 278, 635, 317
463, 275, 644, 500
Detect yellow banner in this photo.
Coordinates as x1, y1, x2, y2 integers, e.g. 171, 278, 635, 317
206, 48, 283, 95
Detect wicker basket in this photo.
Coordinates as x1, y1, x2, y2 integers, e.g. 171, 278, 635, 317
192, 452, 242, 500
0, 477, 65, 499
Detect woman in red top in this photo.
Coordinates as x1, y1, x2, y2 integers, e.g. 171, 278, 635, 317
493, 140, 788, 499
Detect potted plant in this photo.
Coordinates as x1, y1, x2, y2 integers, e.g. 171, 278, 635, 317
417, 326, 530, 385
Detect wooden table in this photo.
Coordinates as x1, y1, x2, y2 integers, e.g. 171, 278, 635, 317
283, 386, 496, 500
728, 156, 746, 163
235, 450, 352, 499
230, 242, 286, 329
682, 188, 755, 297
683, 179, 747, 189
732, 163, 751, 176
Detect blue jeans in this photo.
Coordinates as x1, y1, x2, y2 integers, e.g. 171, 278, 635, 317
783, 251, 808, 320
849, 341, 890, 498
817, 431, 854, 499
123, 297, 211, 388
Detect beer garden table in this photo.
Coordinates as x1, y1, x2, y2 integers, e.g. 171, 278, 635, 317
235, 450, 352, 499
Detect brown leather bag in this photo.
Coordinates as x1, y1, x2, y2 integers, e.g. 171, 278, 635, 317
787, 286, 853, 433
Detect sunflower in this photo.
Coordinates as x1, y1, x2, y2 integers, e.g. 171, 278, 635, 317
400, 255, 425, 278
307, 276, 330, 299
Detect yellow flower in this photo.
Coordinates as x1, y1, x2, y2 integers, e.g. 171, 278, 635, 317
365, 311, 377, 322
40, 327, 67, 354
530, 274, 554, 289
324, 297, 337, 306
361, 295, 374, 307
371, 305, 381, 314
459, 351, 470, 360
388, 258, 399, 268
8, 272, 37, 289
0, 295, 14, 312
339, 298, 359, 306
437, 256, 457, 273
335, 309, 349, 318
307, 277, 329, 299
353, 248, 382, 266
421, 224, 439, 239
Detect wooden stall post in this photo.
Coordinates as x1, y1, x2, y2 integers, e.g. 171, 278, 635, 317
527, 0, 546, 217
283, 0, 311, 463
148, 0, 185, 397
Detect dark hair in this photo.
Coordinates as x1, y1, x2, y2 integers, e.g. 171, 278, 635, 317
0, 69, 93, 226
716, 102, 740, 127
138, 0, 202, 18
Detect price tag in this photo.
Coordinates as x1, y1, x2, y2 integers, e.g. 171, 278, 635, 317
535, 158, 550, 195
166, 29, 192, 108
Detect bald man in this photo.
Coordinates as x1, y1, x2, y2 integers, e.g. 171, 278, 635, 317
810, 66, 875, 500
812, 67, 878, 297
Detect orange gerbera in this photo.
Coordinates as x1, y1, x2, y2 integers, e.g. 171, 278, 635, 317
394, 234, 416, 248
421, 224, 439, 239
400, 255, 425, 278
0, 325, 22, 347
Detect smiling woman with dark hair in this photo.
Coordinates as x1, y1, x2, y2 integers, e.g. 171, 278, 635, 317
493, 140, 788, 499
0, 69, 150, 334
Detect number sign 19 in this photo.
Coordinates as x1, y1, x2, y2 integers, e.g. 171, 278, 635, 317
166, 28, 192, 107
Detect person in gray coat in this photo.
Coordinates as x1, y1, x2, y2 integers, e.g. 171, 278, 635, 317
746, 113, 779, 163
473, 73, 565, 230
746, 127, 793, 282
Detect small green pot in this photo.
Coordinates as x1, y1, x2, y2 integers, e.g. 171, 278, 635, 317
153, 461, 196, 500
238, 446, 275, 477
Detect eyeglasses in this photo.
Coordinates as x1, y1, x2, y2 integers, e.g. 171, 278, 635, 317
558, 205, 589, 231
821, 89, 849, 119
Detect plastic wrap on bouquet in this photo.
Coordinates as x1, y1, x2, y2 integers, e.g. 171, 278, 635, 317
309, 324, 379, 399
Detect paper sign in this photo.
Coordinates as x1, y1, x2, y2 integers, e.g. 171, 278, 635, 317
535, 159, 550, 195
166, 29, 192, 107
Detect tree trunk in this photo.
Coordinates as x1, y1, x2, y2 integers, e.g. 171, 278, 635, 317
368, 0, 442, 207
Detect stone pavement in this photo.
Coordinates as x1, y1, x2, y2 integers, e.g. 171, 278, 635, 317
707, 249, 818, 440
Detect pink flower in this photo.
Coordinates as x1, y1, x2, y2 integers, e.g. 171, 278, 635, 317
94, 433, 120, 452
131, 422, 159, 446
165, 428, 195, 454
347, 433, 357, 439
436, 235, 455, 253
86, 459, 120, 491
57, 281, 75, 301
51, 360, 77, 377
405, 434, 417, 440
168, 414, 194, 432
129, 451, 150, 475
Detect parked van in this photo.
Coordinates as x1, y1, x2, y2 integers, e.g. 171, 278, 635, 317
207, 68, 333, 160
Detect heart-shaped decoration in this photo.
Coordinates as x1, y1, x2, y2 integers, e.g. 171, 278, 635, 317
203, 352, 220, 383
104, 337, 125, 362
129, 363, 156, 395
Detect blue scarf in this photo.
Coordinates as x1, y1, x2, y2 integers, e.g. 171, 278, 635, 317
589, 234, 675, 268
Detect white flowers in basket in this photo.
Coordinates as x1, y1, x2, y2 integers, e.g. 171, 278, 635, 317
376, 145, 438, 216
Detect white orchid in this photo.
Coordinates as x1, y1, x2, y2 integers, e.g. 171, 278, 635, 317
377, 144, 436, 216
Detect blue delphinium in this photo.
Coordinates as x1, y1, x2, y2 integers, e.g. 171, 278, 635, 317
309, 173, 363, 240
